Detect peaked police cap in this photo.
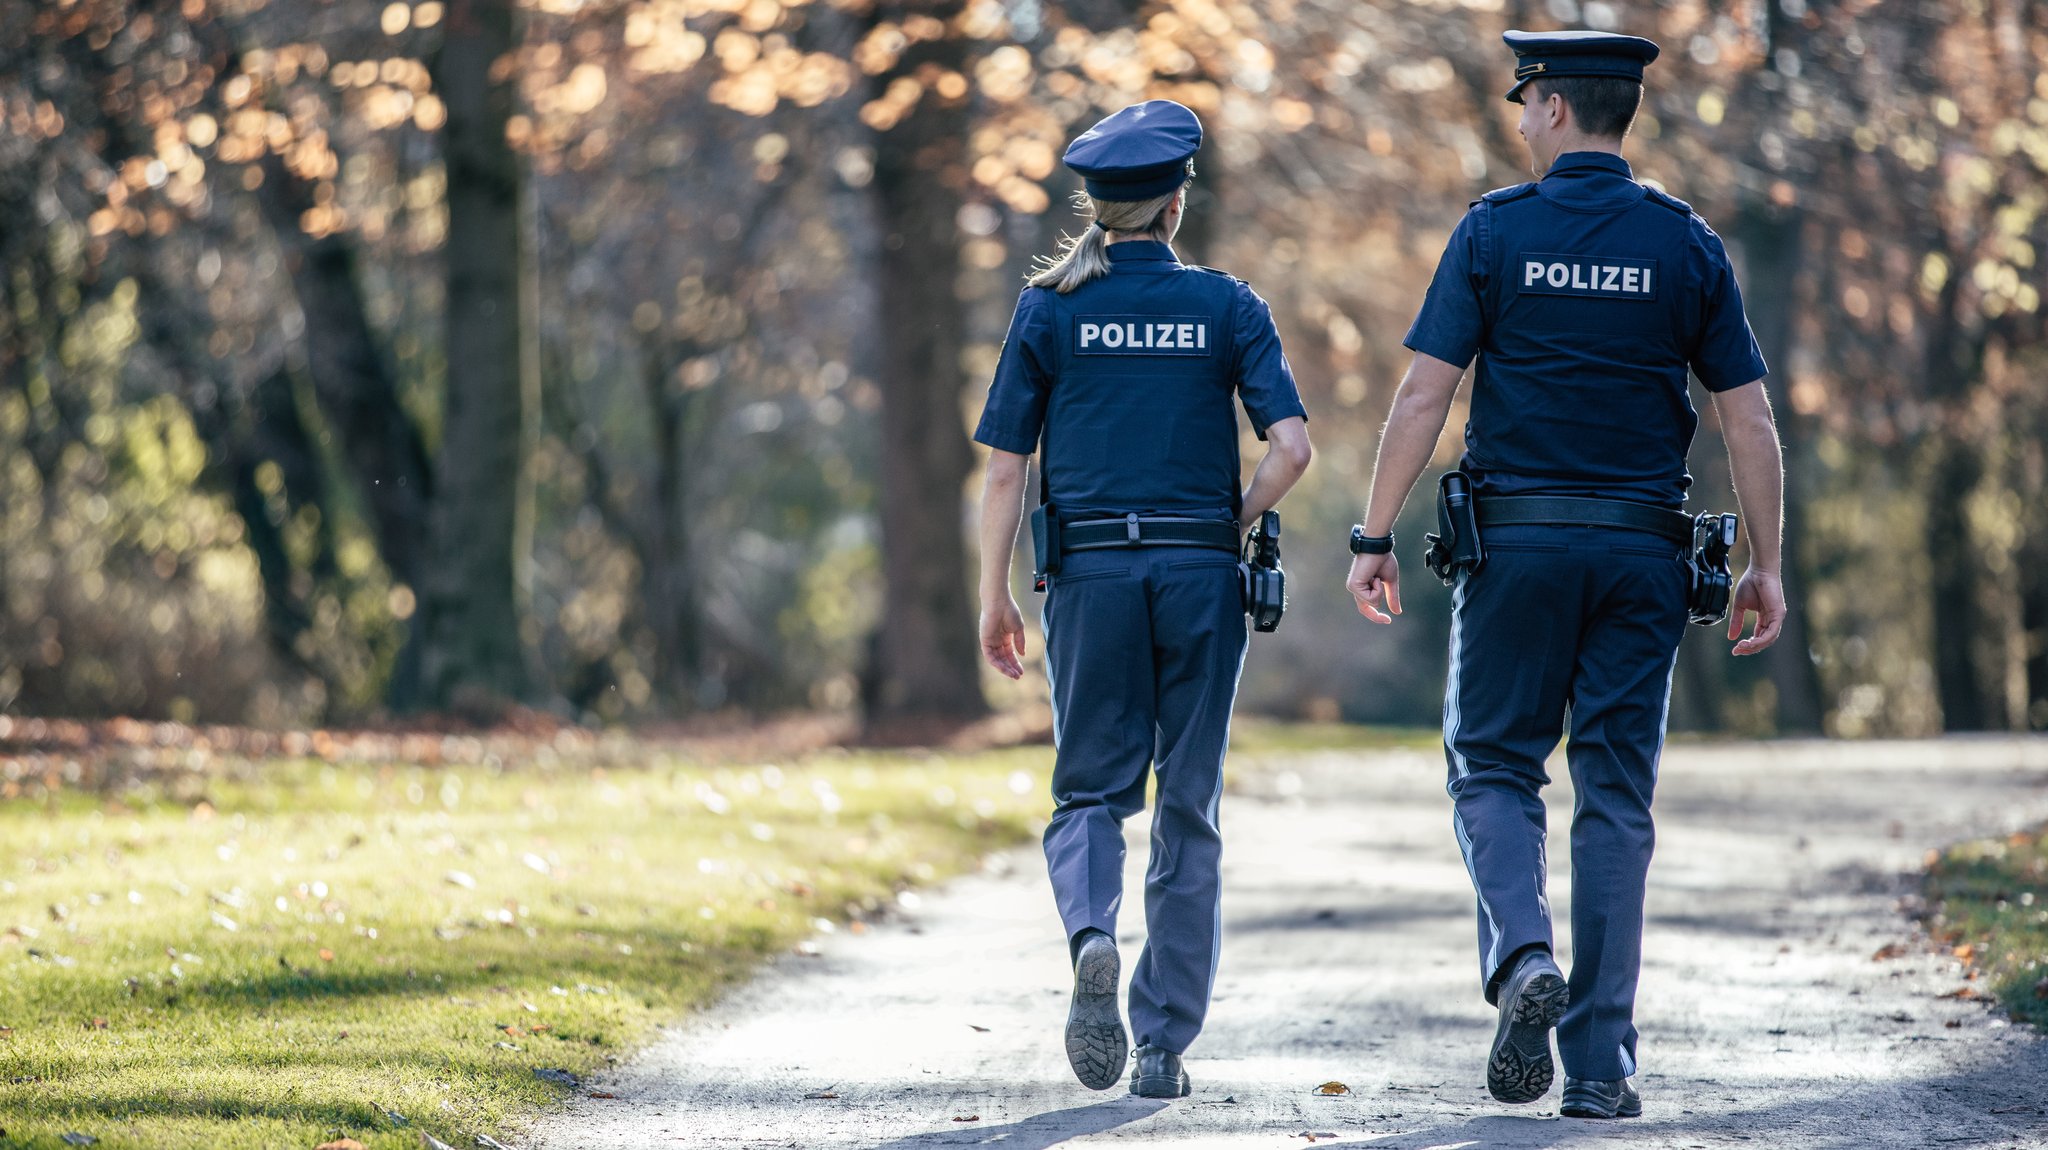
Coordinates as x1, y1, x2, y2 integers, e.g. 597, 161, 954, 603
1062, 100, 1202, 202
1503, 29, 1661, 103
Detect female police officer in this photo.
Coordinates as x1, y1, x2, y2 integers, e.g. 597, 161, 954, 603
971, 100, 1311, 1098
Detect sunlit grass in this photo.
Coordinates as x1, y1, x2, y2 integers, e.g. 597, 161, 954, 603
0, 745, 1052, 1149
1925, 825, 2048, 1027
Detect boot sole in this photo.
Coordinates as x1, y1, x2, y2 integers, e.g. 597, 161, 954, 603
1487, 968, 1568, 1104
1560, 1083, 1642, 1119
1065, 940, 1128, 1091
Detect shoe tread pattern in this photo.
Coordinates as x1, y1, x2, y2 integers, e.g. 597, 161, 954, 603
1486, 969, 1567, 1104
1065, 939, 1127, 1091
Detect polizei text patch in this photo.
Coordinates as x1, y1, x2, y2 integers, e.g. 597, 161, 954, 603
1518, 254, 1659, 301
1075, 315, 1211, 356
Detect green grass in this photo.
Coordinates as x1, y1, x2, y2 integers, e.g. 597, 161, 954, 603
0, 744, 1053, 1149
1924, 824, 2048, 1026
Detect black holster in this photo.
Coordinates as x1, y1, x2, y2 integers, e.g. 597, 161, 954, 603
1423, 471, 1484, 585
1239, 510, 1285, 632
1686, 512, 1739, 626
1030, 504, 1061, 592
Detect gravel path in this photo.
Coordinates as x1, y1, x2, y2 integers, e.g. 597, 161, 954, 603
527, 738, 2048, 1149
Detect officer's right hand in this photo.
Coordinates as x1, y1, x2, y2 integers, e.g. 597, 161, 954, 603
980, 597, 1028, 679
1346, 552, 1402, 625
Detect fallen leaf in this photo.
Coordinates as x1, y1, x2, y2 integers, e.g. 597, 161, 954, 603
380, 1105, 409, 1126
1946, 1019, 1963, 1028
804, 1092, 840, 1100
1953, 943, 1976, 962
534, 1068, 580, 1088
85, 1018, 108, 1031
445, 871, 478, 890
1937, 987, 1981, 1000
475, 1136, 513, 1149
1871, 943, 1908, 961
61, 1136, 97, 1147
1314, 1081, 1350, 1096
952, 1116, 980, 1123
968, 1024, 990, 1033
319, 949, 335, 962
315, 1140, 367, 1150
493, 1042, 519, 1051
420, 1135, 457, 1150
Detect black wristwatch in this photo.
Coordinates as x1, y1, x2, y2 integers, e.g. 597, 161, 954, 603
1349, 526, 1394, 555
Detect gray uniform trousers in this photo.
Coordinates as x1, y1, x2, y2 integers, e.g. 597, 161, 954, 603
1444, 524, 1689, 1082
1041, 544, 1247, 1056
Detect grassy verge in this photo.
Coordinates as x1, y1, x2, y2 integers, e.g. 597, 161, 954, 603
1923, 824, 2048, 1026
0, 743, 1051, 1149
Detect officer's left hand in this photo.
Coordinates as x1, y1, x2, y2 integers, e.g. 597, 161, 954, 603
1346, 552, 1402, 624
980, 597, 1028, 679
1727, 567, 1785, 656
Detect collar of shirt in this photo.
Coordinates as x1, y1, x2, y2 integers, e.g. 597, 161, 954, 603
1538, 150, 1640, 206
1104, 240, 1181, 268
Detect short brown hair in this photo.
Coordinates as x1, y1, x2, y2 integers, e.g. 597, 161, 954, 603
1529, 76, 1643, 139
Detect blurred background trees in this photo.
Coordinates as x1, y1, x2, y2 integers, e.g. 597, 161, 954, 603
0, 0, 2042, 736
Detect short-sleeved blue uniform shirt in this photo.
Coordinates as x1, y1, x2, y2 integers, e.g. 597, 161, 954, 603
1403, 151, 1768, 508
973, 241, 1307, 522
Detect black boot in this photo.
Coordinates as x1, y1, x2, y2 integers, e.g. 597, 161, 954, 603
1561, 1076, 1642, 1118
1486, 947, 1568, 1104
1064, 931, 1128, 1090
1129, 1044, 1190, 1098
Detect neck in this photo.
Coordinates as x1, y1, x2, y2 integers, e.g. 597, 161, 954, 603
1538, 134, 1624, 175
1103, 229, 1169, 247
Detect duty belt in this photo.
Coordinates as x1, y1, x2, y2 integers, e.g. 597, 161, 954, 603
1061, 514, 1239, 554
1475, 496, 1692, 546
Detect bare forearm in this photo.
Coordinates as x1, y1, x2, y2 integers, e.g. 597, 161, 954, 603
1711, 381, 1785, 575
1240, 417, 1311, 524
1362, 355, 1462, 535
978, 454, 1029, 604
1724, 415, 1784, 574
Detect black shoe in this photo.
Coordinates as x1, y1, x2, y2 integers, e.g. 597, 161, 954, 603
1129, 1044, 1190, 1099
1065, 932, 1128, 1090
1560, 1076, 1642, 1118
1486, 948, 1568, 1104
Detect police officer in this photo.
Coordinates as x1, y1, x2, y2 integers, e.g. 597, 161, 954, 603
1343, 32, 1787, 1118
972, 100, 1311, 1098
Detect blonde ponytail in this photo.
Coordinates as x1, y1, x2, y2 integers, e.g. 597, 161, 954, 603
1028, 188, 1185, 293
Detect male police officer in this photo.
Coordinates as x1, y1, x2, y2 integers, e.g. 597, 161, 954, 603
973, 101, 1311, 1098
1343, 32, 1787, 1118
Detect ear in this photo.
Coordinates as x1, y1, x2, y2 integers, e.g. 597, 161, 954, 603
1545, 91, 1568, 131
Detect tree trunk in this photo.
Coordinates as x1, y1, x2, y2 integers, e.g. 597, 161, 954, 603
421, 0, 532, 712
1926, 436, 1996, 731
255, 156, 433, 595
644, 341, 707, 705
865, 0, 989, 726
1735, 203, 1825, 733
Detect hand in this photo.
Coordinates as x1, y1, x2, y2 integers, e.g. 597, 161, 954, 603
1346, 552, 1403, 625
979, 597, 1028, 679
1727, 567, 1785, 656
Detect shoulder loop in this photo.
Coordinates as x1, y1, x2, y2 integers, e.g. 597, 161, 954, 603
1189, 264, 1243, 284
1476, 182, 1539, 207
1642, 186, 1694, 216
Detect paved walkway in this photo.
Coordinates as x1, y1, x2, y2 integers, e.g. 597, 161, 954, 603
527, 738, 2048, 1149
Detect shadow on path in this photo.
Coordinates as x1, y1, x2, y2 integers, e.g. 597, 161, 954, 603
860, 1097, 1168, 1150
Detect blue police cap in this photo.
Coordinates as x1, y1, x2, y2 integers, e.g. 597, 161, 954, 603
1502, 29, 1661, 103
1062, 100, 1202, 202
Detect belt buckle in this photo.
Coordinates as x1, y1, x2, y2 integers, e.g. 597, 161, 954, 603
1126, 512, 1141, 545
